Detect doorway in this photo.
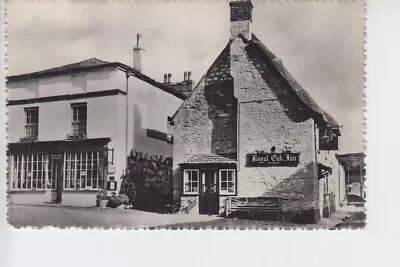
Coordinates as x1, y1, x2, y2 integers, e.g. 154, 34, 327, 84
51, 155, 63, 204
199, 170, 219, 215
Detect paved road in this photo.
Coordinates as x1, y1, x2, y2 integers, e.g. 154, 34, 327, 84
7, 205, 219, 229
336, 211, 366, 229
7, 204, 365, 230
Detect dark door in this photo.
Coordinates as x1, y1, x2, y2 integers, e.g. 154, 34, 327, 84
52, 156, 63, 204
199, 170, 219, 215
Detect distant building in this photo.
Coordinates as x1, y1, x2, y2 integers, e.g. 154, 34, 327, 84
7, 46, 189, 206
336, 153, 366, 202
170, 0, 343, 223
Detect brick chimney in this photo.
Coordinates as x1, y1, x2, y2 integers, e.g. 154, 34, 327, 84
133, 33, 143, 72
164, 71, 193, 98
229, 0, 253, 40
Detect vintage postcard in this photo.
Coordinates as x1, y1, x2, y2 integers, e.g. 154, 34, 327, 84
5, 0, 365, 229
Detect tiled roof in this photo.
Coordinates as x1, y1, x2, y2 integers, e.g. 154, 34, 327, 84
248, 34, 339, 128
6, 58, 187, 100
171, 41, 233, 119
172, 34, 339, 130
181, 153, 237, 164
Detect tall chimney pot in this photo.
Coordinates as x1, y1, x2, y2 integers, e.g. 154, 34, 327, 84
133, 33, 143, 72
187, 71, 192, 81
184, 71, 188, 81
167, 73, 172, 83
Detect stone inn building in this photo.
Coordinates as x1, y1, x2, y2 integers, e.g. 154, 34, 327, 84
6, 50, 188, 207
170, 0, 343, 223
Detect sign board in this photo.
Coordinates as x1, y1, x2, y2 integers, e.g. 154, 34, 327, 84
107, 166, 115, 174
107, 180, 117, 191
51, 154, 63, 160
319, 128, 339, 151
247, 152, 300, 167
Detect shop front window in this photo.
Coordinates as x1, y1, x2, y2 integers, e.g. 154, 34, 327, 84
219, 169, 236, 195
10, 153, 54, 190
183, 169, 199, 194
64, 151, 103, 190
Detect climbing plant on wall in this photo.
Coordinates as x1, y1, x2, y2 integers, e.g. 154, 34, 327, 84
120, 150, 173, 212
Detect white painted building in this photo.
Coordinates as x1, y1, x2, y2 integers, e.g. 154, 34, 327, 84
6, 55, 187, 206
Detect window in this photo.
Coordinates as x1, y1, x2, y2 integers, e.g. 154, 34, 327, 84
71, 103, 87, 138
25, 107, 39, 139
10, 153, 54, 190
64, 151, 104, 190
219, 169, 236, 195
183, 169, 199, 194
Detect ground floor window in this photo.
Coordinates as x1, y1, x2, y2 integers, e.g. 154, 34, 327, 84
182, 168, 237, 196
64, 151, 103, 190
219, 169, 236, 195
183, 169, 199, 194
10, 153, 54, 190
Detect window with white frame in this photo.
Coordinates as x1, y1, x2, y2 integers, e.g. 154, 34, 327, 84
25, 107, 39, 139
219, 169, 236, 195
10, 153, 54, 190
71, 103, 87, 137
64, 151, 103, 190
183, 169, 199, 194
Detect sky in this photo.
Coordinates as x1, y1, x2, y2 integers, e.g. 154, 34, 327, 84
6, 0, 365, 154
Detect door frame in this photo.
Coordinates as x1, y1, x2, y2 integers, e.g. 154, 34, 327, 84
51, 154, 63, 204
199, 169, 220, 215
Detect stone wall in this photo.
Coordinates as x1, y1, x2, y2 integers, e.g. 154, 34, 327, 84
174, 37, 324, 222
231, 37, 319, 222
173, 46, 237, 202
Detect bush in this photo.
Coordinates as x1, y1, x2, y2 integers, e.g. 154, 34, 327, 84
107, 193, 130, 208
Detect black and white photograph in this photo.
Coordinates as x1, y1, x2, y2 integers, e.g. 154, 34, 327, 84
5, 0, 365, 229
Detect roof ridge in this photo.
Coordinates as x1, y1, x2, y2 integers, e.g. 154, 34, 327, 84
7, 57, 110, 78
6, 58, 187, 100
247, 34, 339, 128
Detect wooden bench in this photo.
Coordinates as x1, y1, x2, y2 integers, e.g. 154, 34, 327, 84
225, 197, 282, 221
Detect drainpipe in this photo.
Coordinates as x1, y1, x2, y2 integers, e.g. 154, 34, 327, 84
125, 73, 129, 159
237, 101, 240, 172
338, 163, 341, 205
346, 166, 349, 201
313, 121, 319, 208
360, 161, 363, 198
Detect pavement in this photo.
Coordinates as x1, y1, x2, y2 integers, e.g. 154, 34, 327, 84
7, 204, 220, 229
6, 204, 365, 230
317, 205, 366, 230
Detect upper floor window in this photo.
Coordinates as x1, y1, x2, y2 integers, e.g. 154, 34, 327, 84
71, 103, 87, 138
25, 107, 39, 140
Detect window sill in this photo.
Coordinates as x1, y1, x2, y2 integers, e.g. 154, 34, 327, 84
8, 189, 47, 194
219, 193, 237, 197
182, 193, 199, 196
63, 189, 101, 193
